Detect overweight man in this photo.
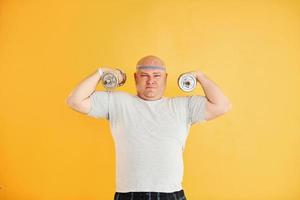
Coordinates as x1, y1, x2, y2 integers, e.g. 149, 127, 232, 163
66, 55, 232, 200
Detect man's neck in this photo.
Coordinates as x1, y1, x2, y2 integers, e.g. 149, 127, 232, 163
137, 94, 163, 101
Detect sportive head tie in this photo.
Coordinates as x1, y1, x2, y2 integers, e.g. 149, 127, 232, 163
136, 65, 166, 71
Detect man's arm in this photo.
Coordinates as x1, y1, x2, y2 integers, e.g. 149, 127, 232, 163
66, 69, 102, 114
194, 71, 232, 121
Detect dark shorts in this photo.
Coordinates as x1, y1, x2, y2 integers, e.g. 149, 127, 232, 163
114, 189, 187, 200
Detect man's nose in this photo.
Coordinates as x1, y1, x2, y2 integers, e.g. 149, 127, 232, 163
146, 76, 155, 84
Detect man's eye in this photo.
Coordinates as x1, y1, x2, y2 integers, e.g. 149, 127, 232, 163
154, 75, 161, 77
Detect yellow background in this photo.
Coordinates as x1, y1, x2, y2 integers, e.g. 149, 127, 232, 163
1, 0, 300, 199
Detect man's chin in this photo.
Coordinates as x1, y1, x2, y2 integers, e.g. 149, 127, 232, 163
144, 93, 163, 100
144, 91, 156, 96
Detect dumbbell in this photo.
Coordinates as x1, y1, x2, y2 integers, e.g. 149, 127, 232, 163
101, 68, 126, 90
178, 72, 197, 92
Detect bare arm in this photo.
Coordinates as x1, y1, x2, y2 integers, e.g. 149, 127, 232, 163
194, 71, 232, 121
66, 69, 102, 114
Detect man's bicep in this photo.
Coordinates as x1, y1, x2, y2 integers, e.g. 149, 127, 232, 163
204, 100, 227, 121
86, 91, 110, 119
67, 97, 91, 114
68, 91, 110, 119
187, 95, 207, 124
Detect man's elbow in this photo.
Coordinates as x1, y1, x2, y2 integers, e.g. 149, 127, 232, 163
214, 100, 232, 114
66, 97, 79, 108
221, 102, 232, 113
66, 97, 73, 106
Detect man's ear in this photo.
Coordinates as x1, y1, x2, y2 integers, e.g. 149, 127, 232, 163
134, 72, 137, 83
164, 73, 168, 84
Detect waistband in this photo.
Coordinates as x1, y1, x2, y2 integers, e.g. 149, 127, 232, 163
115, 189, 185, 199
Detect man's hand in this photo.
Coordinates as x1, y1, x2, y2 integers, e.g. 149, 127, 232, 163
100, 67, 124, 82
185, 71, 206, 83
100, 67, 115, 73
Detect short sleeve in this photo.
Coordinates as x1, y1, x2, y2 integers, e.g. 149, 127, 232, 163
87, 91, 110, 119
187, 95, 207, 125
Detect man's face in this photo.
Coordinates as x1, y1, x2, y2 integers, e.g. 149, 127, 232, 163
134, 68, 168, 101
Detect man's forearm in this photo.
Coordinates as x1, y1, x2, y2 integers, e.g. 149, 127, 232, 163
66, 69, 101, 104
195, 72, 231, 110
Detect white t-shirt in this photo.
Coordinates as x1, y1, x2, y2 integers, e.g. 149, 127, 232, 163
87, 91, 207, 192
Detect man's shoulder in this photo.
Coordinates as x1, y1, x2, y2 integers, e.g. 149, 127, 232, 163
110, 91, 135, 100
165, 96, 190, 106
166, 95, 205, 105
168, 95, 205, 101
110, 90, 131, 96
167, 95, 189, 102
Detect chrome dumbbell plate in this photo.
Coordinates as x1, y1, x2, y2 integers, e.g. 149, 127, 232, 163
101, 69, 126, 90
178, 73, 197, 92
